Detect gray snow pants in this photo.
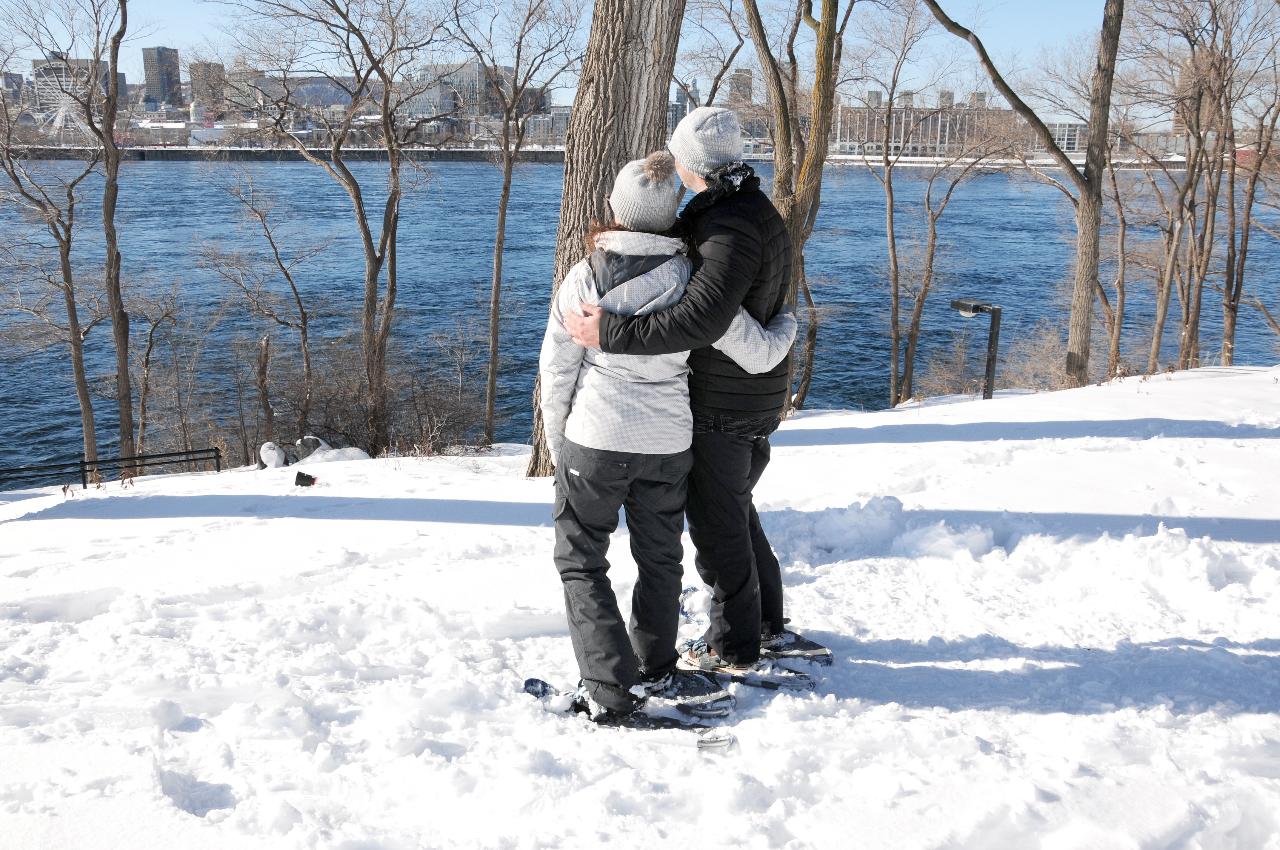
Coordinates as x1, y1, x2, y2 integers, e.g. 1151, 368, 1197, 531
553, 439, 693, 713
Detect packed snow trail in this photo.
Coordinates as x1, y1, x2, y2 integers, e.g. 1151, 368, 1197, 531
1, 366, 1278, 849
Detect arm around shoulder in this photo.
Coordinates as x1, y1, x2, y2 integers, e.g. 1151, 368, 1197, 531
600, 216, 763, 356
714, 305, 797, 374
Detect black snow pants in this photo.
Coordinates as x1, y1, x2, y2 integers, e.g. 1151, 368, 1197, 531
553, 439, 694, 713
686, 416, 785, 665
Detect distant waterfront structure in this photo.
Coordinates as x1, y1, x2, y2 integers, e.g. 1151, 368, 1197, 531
31, 53, 118, 113
142, 47, 182, 107
526, 104, 571, 145
834, 90, 1023, 157
190, 62, 227, 112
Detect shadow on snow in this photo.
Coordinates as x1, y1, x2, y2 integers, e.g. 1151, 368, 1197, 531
771, 417, 1279, 448
10, 494, 554, 527
804, 633, 1280, 716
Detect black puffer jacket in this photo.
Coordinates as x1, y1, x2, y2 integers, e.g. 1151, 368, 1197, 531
598, 165, 793, 418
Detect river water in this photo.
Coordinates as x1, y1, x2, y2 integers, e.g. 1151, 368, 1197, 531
1, 160, 1277, 470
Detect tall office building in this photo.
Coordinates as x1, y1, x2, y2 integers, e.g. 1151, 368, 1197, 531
142, 46, 182, 106
189, 62, 226, 110
1, 72, 22, 105
727, 68, 753, 106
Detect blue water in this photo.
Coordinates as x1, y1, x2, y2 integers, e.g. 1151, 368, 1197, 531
1, 160, 1277, 469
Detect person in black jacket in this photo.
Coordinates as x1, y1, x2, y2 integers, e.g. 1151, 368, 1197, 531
565, 106, 794, 671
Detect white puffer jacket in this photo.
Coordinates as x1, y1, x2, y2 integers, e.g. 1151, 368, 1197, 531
539, 230, 795, 463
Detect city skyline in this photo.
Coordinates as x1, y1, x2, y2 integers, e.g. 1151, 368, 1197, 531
109, 0, 1106, 102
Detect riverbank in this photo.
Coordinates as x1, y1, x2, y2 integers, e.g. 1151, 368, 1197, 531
16, 145, 1188, 170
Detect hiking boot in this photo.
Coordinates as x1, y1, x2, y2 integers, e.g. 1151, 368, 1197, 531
760, 629, 800, 652
677, 637, 757, 673
568, 682, 646, 723
640, 669, 722, 700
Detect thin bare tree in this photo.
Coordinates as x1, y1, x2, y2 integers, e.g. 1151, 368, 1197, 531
845, 0, 953, 403
526, 0, 687, 477
920, 0, 1126, 387
675, 0, 748, 108
222, 0, 453, 455
0, 0, 134, 464
0, 34, 105, 470
202, 170, 325, 440
1216, 0, 1280, 365
450, 0, 583, 445
741, 0, 859, 408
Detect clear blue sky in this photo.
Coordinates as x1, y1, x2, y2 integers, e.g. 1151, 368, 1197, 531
119, 0, 1107, 86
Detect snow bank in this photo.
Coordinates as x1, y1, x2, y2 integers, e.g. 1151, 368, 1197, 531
1, 366, 1278, 849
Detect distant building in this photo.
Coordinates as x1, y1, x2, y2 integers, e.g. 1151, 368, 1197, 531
225, 66, 266, 112
1046, 122, 1087, 153
1, 72, 21, 105
833, 91, 1023, 158
190, 62, 226, 111
422, 60, 512, 118
673, 80, 700, 116
727, 68, 753, 106
142, 47, 182, 107
667, 100, 684, 135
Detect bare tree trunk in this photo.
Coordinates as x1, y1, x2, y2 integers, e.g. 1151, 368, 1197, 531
54, 239, 100, 468
99, 0, 135, 466
922, 0, 1126, 386
256, 334, 273, 444
136, 309, 169, 456
885, 167, 901, 404
1181, 142, 1223, 369
1065, 0, 1125, 386
527, 0, 687, 477
901, 216, 939, 401
1223, 110, 1277, 365
792, 273, 817, 407
486, 131, 516, 446
742, 0, 853, 411
1148, 213, 1186, 374
298, 321, 312, 438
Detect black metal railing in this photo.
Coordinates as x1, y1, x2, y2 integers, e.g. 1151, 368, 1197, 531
0, 448, 223, 492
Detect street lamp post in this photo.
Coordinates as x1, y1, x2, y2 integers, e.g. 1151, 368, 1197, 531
950, 298, 1002, 400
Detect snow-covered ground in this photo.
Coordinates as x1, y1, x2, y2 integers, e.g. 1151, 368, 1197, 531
1, 366, 1278, 850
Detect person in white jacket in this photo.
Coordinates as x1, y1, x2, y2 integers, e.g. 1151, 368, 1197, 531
538, 151, 795, 720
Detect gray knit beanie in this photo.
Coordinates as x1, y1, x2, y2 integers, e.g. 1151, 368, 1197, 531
609, 151, 681, 232
668, 106, 744, 177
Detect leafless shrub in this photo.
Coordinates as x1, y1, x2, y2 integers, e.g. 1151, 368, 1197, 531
1001, 321, 1071, 392
915, 329, 982, 398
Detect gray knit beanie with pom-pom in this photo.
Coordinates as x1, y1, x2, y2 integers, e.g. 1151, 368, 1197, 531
609, 151, 682, 233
